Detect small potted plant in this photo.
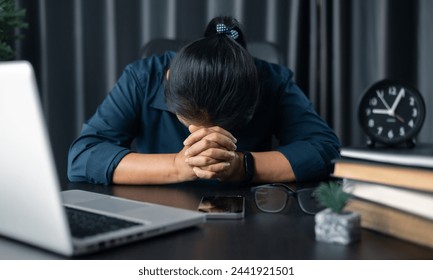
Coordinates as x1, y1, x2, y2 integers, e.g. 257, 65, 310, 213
0, 0, 28, 60
314, 181, 360, 245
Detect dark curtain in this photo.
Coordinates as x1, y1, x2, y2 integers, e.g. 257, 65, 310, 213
324, 0, 433, 146
13, 0, 433, 182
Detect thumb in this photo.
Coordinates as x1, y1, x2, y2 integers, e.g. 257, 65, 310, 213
188, 124, 201, 133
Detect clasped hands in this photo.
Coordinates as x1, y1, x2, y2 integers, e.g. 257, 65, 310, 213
175, 125, 243, 182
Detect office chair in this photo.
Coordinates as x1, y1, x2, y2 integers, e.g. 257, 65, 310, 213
140, 38, 189, 58
247, 41, 284, 65
140, 38, 284, 65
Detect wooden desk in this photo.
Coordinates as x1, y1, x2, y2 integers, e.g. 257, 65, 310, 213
1, 181, 433, 259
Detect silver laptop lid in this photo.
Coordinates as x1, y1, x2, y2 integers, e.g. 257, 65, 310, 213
0, 61, 73, 256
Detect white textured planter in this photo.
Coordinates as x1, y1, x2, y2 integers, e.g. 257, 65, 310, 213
315, 208, 361, 245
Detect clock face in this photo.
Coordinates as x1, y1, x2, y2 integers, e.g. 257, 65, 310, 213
358, 80, 425, 146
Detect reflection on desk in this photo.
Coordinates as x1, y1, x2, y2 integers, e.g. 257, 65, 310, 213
1, 180, 433, 260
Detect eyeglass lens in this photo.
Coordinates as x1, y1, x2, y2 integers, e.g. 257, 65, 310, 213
296, 188, 325, 214
254, 185, 325, 215
254, 187, 288, 213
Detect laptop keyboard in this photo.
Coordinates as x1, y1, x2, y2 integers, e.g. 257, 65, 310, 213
65, 207, 141, 238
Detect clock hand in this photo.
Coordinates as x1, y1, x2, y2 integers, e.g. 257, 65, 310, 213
372, 109, 406, 123
395, 114, 405, 123
376, 91, 391, 111
372, 109, 391, 115
390, 88, 405, 114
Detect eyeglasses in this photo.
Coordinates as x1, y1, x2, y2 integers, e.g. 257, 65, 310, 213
251, 183, 325, 215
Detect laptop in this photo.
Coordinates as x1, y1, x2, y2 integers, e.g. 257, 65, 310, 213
0, 61, 206, 256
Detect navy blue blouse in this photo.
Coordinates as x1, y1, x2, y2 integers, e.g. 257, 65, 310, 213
67, 52, 341, 185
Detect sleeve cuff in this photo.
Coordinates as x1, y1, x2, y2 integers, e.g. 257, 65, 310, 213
277, 141, 327, 182
86, 144, 130, 185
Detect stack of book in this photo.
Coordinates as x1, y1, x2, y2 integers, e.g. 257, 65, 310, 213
332, 143, 433, 249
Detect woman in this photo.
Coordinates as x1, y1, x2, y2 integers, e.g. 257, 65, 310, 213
67, 16, 341, 185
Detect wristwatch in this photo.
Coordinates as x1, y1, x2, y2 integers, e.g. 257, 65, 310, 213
242, 151, 255, 183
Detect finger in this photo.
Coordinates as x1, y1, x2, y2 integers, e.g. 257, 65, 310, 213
186, 150, 235, 166
192, 163, 231, 180
188, 124, 202, 133
189, 125, 234, 137
184, 126, 237, 146
200, 149, 236, 161
185, 139, 223, 156
192, 167, 218, 180
208, 126, 237, 143
202, 132, 237, 151
185, 133, 237, 155
185, 135, 237, 156
185, 155, 220, 167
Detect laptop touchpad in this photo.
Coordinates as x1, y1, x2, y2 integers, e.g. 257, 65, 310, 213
75, 197, 148, 213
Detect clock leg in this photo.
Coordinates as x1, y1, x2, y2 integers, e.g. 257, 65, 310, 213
406, 139, 416, 148
366, 138, 375, 148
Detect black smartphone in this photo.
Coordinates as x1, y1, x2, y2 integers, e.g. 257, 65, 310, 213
197, 195, 245, 219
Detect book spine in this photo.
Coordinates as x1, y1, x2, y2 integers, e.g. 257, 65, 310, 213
342, 179, 433, 220
333, 159, 433, 192
345, 199, 433, 250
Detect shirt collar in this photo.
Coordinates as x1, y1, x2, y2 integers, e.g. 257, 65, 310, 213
148, 51, 174, 112
149, 84, 170, 112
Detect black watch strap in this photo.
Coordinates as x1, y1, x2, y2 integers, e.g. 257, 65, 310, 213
242, 151, 255, 183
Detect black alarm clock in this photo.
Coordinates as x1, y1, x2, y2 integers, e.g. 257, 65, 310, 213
358, 80, 426, 148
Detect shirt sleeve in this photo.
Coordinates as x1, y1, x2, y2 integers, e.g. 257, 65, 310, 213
275, 78, 341, 182
67, 64, 143, 185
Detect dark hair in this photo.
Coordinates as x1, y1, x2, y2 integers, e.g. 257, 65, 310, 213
165, 16, 259, 130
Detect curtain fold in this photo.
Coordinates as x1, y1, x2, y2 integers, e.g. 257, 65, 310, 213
14, 0, 433, 181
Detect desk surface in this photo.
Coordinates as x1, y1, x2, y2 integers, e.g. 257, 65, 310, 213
1, 181, 433, 260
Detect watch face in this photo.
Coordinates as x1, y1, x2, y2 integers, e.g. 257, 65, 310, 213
358, 80, 425, 145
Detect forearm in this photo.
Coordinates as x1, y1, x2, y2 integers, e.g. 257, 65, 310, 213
112, 152, 193, 185
251, 151, 296, 183
112, 151, 295, 185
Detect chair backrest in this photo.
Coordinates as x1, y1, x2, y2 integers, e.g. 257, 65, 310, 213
140, 38, 284, 65
248, 41, 284, 65
140, 38, 189, 58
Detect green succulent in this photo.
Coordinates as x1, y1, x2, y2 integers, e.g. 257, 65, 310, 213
314, 181, 349, 213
